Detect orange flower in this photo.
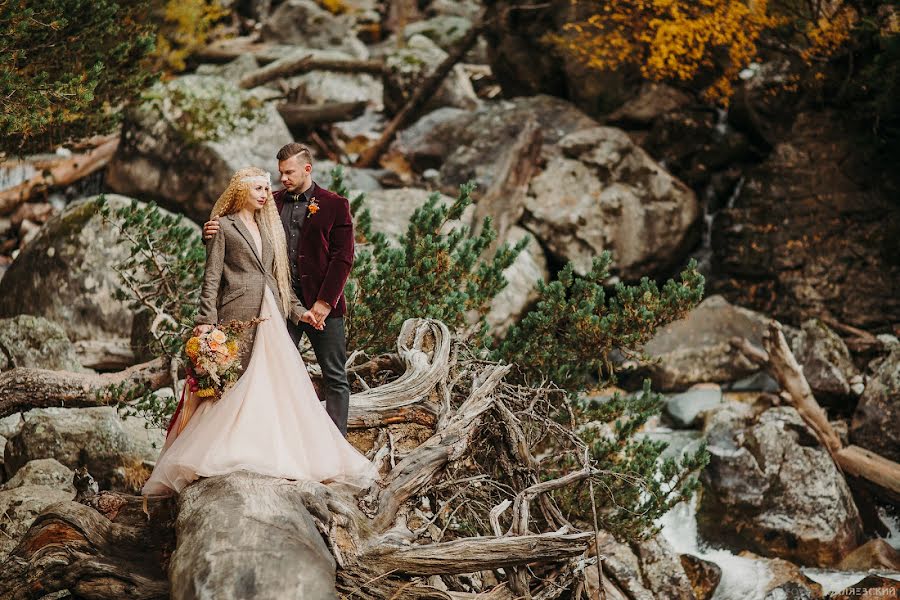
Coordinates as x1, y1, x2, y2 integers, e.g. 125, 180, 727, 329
308, 199, 320, 215
208, 339, 222, 352
209, 329, 227, 344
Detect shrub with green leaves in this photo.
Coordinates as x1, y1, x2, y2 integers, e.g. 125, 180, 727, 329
495, 253, 705, 395
0, 0, 156, 155
332, 167, 527, 354
99, 195, 205, 428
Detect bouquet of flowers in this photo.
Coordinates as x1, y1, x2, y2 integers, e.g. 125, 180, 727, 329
182, 319, 264, 401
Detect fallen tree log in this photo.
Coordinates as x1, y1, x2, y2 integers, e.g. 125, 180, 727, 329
277, 101, 369, 129
731, 321, 900, 501
0, 492, 175, 600
0, 356, 170, 419
355, 19, 484, 168
241, 55, 385, 89
0, 135, 118, 215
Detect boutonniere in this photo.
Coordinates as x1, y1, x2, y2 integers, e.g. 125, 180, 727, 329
307, 197, 320, 216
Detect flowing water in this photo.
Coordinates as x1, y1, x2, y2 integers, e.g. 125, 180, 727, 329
646, 426, 900, 599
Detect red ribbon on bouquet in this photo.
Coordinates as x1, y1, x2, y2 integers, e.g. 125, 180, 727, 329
165, 373, 199, 438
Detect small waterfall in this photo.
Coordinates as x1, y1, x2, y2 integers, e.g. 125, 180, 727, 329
650, 425, 900, 599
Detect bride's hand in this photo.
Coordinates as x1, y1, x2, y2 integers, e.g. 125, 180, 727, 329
193, 324, 213, 336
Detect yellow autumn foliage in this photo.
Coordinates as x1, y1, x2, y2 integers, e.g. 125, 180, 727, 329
546, 0, 855, 104
153, 0, 230, 73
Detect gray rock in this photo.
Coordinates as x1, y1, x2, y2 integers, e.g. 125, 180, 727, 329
261, 0, 368, 59
383, 34, 478, 116
403, 15, 474, 50
1, 458, 74, 492
665, 384, 723, 428
195, 54, 261, 80
608, 83, 692, 126
107, 75, 291, 223
594, 530, 656, 600
4, 407, 164, 490
486, 226, 549, 336
792, 319, 860, 404
170, 471, 336, 600
698, 404, 863, 567
522, 126, 699, 279
0, 195, 197, 343
631, 535, 696, 600
361, 187, 473, 242
850, 346, 900, 462
0, 484, 73, 559
0, 414, 22, 439
313, 160, 384, 193
638, 295, 780, 391
391, 96, 598, 192
0, 315, 81, 371
279, 48, 382, 106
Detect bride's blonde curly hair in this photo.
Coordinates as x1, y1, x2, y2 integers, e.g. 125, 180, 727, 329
210, 167, 293, 316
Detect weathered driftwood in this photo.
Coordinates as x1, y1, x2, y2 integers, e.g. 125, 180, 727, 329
193, 37, 281, 65
2, 318, 609, 599
0, 135, 118, 214
240, 55, 385, 89
278, 101, 369, 129
0, 493, 175, 600
0, 356, 170, 419
732, 321, 900, 501
355, 19, 484, 168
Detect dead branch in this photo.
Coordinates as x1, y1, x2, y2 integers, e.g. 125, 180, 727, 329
0, 135, 118, 215
731, 322, 900, 500
277, 101, 369, 129
0, 356, 170, 419
240, 55, 385, 89
355, 20, 484, 169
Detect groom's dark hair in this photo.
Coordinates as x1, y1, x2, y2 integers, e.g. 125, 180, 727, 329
276, 142, 313, 165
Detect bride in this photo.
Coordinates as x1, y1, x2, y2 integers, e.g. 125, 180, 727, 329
142, 167, 375, 496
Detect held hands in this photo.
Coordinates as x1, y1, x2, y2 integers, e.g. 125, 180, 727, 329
203, 216, 220, 240
301, 300, 332, 330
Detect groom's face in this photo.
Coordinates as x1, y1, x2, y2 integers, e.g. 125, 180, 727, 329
278, 154, 312, 193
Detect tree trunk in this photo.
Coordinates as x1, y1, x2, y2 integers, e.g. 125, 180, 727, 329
277, 101, 369, 129
240, 56, 385, 89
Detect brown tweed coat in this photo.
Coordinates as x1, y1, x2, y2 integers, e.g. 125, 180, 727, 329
197, 214, 305, 368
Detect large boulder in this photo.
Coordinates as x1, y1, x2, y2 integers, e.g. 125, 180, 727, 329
261, 0, 368, 59
792, 319, 861, 405
630, 535, 696, 600
106, 75, 292, 223
361, 187, 472, 241
276, 48, 382, 106
382, 34, 478, 116
389, 96, 598, 192
711, 111, 900, 329
170, 471, 336, 599
698, 403, 863, 567
637, 295, 774, 391
522, 126, 699, 279
0, 458, 74, 559
4, 407, 164, 490
740, 553, 825, 599
850, 346, 900, 462
0, 315, 81, 371
0, 195, 197, 344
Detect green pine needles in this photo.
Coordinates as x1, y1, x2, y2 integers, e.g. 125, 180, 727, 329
1, 0, 156, 155
333, 167, 527, 354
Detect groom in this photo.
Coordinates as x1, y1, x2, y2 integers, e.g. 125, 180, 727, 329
203, 143, 355, 435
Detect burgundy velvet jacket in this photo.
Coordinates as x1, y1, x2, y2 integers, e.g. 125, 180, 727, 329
274, 184, 354, 318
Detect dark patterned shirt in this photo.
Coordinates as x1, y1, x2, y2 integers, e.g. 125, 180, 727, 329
279, 183, 315, 288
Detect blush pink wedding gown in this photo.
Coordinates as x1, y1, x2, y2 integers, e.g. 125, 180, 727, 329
142, 231, 375, 495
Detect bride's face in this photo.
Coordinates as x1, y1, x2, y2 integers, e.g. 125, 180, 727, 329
246, 183, 269, 211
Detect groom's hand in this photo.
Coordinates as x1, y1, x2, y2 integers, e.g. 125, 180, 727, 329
310, 300, 332, 326
301, 310, 325, 330
203, 216, 220, 241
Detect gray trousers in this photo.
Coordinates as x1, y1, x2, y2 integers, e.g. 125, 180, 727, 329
288, 316, 350, 436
